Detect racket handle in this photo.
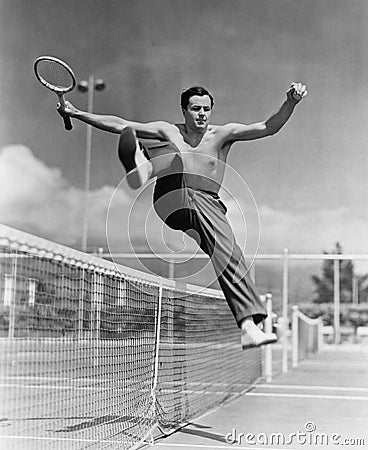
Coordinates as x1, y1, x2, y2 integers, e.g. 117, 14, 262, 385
63, 116, 73, 131
59, 95, 73, 131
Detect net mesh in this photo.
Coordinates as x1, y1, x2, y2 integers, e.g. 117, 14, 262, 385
0, 224, 262, 450
36, 59, 74, 90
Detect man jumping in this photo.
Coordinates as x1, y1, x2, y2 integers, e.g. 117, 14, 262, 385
57, 81, 307, 349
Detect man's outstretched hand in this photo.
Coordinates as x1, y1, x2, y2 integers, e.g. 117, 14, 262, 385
287, 82, 308, 103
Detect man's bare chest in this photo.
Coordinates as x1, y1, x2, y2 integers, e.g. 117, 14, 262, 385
167, 127, 221, 159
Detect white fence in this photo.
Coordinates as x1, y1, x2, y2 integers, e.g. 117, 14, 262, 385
99, 250, 368, 373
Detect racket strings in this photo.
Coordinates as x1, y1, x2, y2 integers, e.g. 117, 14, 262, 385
37, 60, 74, 90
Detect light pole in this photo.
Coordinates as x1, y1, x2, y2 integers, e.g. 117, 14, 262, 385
78, 76, 106, 252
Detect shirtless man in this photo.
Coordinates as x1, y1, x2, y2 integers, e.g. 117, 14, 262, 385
57, 82, 307, 349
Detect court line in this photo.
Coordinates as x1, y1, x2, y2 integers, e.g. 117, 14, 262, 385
0, 436, 296, 450
257, 384, 368, 393
154, 443, 296, 450
245, 392, 368, 401
0, 435, 131, 444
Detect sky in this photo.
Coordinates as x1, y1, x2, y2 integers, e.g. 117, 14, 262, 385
1, 0, 368, 272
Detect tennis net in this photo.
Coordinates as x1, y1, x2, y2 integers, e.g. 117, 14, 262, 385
292, 305, 323, 368
0, 224, 262, 450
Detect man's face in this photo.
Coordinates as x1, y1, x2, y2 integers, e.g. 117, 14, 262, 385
183, 95, 212, 131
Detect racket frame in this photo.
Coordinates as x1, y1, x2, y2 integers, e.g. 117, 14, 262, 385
34, 56, 76, 130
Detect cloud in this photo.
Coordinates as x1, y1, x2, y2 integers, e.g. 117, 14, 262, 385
224, 193, 368, 256
0, 145, 131, 249
258, 204, 368, 255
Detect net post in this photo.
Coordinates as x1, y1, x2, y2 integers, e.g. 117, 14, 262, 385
318, 317, 324, 351
282, 248, 289, 373
308, 318, 313, 355
292, 305, 299, 368
333, 258, 341, 345
264, 293, 273, 382
352, 274, 359, 305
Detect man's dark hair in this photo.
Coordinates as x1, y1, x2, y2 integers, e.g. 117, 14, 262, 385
180, 86, 215, 111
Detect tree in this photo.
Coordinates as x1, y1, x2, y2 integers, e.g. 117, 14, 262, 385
311, 243, 354, 304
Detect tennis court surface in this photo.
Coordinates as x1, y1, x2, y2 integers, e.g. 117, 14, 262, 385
151, 347, 368, 449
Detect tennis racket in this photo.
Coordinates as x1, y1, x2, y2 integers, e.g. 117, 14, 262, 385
34, 56, 76, 131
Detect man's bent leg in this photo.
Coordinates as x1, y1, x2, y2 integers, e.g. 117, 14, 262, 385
118, 128, 186, 191
118, 127, 153, 189
143, 140, 182, 179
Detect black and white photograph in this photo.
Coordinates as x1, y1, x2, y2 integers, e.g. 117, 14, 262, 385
0, 1, 368, 449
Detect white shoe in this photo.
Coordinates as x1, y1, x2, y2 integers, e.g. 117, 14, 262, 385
241, 321, 278, 350
118, 127, 152, 189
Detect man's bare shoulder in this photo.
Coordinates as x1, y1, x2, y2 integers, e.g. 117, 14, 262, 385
207, 123, 234, 138
208, 122, 263, 143
213, 123, 237, 131
153, 120, 177, 131
207, 124, 232, 132
149, 121, 181, 139
159, 122, 184, 133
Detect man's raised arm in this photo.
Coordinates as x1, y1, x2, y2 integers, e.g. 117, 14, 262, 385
223, 82, 308, 143
56, 101, 169, 140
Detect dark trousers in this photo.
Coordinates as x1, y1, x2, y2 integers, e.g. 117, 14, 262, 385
143, 140, 267, 327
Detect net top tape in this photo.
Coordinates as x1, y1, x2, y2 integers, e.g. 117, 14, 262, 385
0, 223, 224, 299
